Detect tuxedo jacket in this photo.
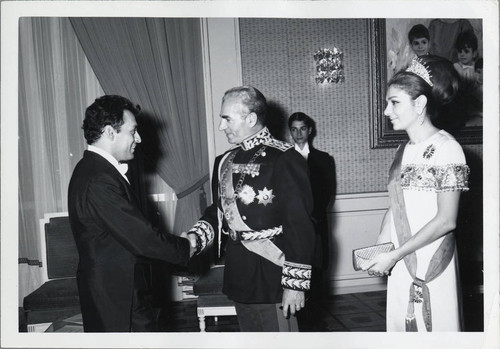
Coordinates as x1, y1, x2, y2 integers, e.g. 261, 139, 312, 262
307, 147, 336, 269
68, 150, 190, 332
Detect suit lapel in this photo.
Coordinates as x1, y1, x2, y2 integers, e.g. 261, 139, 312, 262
84, 150, 139, 203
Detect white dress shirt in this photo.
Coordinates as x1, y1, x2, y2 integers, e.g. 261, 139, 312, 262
88, 145, 129, 183
294, 142, 310, 160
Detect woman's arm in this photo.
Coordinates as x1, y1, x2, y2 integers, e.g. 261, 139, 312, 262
364, 190, 461, 276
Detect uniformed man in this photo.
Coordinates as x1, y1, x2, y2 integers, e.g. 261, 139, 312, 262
185, 86, 315, 331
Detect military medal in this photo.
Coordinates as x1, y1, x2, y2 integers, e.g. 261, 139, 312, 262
256, 187, 275, 206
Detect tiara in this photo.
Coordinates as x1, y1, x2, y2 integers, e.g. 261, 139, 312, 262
406, 58, 433, 87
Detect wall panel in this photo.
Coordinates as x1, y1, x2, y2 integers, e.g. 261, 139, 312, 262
239, 18, 483, 194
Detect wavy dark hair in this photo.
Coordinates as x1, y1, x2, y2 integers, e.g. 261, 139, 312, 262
454, 30, 478, 51
83, 95, 141, 145
288, 112, 317, 140
222, 86, 267, 125
388, 55, 465, 132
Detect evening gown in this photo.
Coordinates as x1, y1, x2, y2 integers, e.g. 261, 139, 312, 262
386, 130, 469, 332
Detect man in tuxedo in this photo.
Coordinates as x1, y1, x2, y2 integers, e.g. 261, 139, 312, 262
68, 95, 195, 332
185, 86, 315, 331
288, 112, 336, 331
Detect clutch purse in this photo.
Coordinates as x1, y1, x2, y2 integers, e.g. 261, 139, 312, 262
352, 242, 395, 271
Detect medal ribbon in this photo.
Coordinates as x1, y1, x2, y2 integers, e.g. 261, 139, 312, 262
218, 147, 284, 266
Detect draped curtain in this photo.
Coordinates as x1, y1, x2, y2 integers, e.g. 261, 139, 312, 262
18, 17, 208, 302
18, 17, 105, 301
69, 17, 210, 234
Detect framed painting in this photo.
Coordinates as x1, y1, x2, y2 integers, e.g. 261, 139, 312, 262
369, 18, 483, 149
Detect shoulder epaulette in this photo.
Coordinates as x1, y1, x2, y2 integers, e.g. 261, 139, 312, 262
265, 138, 294, 152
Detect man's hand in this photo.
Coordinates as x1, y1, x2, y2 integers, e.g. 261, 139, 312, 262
281, 289, 305, 318
180, 232, 197, 258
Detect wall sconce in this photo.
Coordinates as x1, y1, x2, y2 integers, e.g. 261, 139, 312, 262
314, 47, 345, 84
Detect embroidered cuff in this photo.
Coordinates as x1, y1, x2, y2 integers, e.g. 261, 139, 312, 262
281, 261, 312, 291
188, 220, 214, 255
436, 164, 470, 192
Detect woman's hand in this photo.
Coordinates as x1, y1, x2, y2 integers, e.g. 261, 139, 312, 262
366, 191, 461, 278
363, 250, 398, 277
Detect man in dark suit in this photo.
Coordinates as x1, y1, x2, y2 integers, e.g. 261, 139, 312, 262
185, 86, 315, 331
288, 112, 336, 331
68, 95, 196, 332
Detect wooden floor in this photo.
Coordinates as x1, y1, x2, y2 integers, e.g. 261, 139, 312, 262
159, 290, 387, 332
29, 289, 483, 333
158, 289, 484, 332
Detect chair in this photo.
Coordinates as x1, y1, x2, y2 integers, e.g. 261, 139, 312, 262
192, 265, 236, 332
22, 213, 81, 332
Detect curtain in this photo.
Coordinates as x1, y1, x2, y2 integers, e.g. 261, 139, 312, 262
69, 18, 209, 234
18, 17, 105, 302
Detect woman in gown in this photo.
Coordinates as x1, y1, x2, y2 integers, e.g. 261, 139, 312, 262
364, 55, 470, 332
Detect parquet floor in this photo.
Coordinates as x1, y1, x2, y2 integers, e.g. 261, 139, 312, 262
159, 289, 483, 332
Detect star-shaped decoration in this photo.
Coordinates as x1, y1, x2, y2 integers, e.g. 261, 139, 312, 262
237, 184, 256, 205
256, 187, 275, 206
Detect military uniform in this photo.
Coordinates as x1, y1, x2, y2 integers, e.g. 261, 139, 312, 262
188, 127, 315, 305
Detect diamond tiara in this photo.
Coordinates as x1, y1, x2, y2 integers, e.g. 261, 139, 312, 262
406, 58, 433, 87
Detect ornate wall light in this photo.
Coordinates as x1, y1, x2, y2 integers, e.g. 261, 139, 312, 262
314, 47, 345, 84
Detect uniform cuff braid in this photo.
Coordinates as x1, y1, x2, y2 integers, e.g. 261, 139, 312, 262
187, 220, 214, 255
281, 261, 312, 291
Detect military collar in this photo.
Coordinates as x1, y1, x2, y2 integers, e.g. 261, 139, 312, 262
240, 127, 272, 151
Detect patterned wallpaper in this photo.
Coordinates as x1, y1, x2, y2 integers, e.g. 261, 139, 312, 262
239, 18, 483, 194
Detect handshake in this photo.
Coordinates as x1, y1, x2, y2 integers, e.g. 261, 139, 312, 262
181, 232, 199, 258
179, 221, 215, 258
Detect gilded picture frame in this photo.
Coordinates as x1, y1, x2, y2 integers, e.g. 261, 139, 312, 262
369, 18, 483, 149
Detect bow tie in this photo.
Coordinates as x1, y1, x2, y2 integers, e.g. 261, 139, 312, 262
117, 163, 129, 176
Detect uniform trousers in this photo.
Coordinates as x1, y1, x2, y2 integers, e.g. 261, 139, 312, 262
297, 267, 325, 331
234, 302, 299, 332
